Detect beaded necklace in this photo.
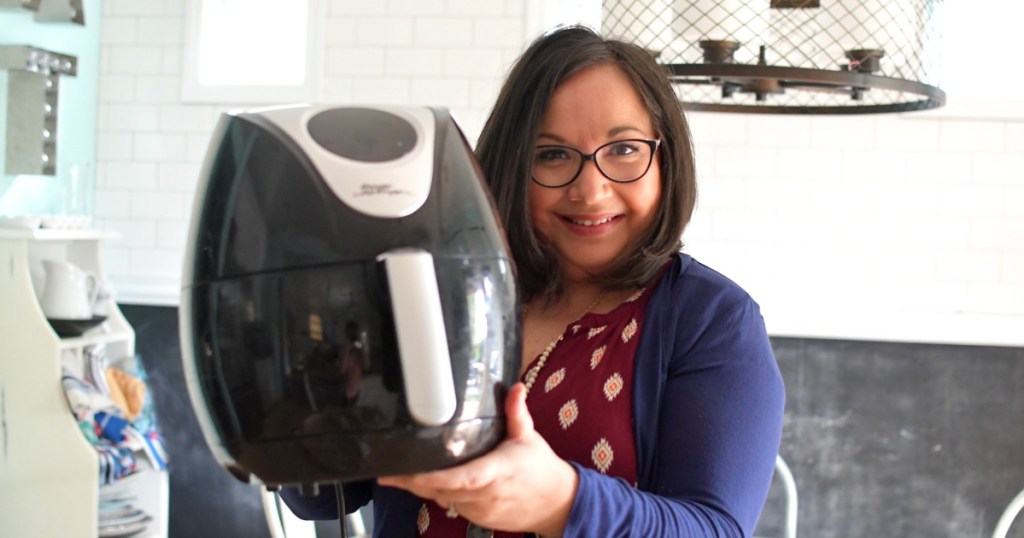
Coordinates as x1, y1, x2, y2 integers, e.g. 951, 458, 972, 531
522, 291, 605, 395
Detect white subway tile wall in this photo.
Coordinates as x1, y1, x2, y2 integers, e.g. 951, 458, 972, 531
96, 2, 1024, 345
684, 107, 1024, 344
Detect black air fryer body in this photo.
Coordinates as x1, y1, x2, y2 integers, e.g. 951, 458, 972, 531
179, 105, 519, 488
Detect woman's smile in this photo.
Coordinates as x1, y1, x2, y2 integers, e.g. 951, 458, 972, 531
559, 213, 622, 234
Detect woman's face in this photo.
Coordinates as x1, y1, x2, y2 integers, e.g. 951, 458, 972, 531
529, 62, 662, 282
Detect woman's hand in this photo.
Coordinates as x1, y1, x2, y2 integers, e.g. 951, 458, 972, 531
378, 382, 578, 537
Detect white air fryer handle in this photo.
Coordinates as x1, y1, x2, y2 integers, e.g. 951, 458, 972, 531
378, 249, 457, 426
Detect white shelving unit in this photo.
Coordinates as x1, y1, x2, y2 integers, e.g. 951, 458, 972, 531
0, 229, 168, 538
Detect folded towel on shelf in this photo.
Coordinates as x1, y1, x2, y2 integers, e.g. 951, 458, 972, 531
86, 346, 111, 395
124, 426, 169, 472
96, 443, 139, 486
62, 370, 139, 483
60, 344, 170, 485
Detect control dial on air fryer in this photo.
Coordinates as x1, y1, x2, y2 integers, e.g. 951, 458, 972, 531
257, 105, 437, 219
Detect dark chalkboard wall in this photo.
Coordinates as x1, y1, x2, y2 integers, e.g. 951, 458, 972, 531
123, 304, 1024, 538
755, 338, 1024, 538
123, 304, 272, 538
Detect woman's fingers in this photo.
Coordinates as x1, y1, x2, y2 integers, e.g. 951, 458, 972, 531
378, 382, 535, 492
376, 383, 564, 531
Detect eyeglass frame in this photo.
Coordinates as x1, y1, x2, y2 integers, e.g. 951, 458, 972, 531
530, 138, 662, 188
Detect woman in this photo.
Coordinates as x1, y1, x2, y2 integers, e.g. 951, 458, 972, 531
284, 25, 785, 537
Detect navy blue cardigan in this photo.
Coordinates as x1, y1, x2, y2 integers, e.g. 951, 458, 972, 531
282, 253, 785, 537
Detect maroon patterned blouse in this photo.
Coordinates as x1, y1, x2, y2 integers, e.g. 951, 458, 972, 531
417, 286, 653, 537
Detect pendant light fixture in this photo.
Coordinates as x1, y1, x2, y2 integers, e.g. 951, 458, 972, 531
602, 0, 946, 114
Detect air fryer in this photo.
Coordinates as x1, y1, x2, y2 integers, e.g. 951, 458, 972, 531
179, 105, 520, 489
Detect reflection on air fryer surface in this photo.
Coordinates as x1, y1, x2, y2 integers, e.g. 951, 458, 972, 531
192, 259, 518, 485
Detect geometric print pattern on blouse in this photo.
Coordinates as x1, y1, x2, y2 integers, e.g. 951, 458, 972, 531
525, 286, 648, 484
417, 287, 653, 537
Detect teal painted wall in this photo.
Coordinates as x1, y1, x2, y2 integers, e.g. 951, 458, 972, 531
0, 1, 100, 217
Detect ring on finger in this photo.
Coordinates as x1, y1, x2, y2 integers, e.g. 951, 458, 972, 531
446, 502, 458, 519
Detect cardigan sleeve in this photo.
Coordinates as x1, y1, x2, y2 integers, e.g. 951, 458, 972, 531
562, 270, 785, 537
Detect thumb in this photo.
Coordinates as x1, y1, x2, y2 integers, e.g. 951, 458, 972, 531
504, 382, 534, 440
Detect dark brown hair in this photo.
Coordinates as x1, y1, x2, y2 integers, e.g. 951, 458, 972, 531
475, 25, 696, 302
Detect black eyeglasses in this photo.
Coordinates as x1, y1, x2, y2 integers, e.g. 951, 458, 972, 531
531, 138, 661, 188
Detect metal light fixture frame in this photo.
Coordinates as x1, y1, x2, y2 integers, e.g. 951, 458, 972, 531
602, 0, 946, 114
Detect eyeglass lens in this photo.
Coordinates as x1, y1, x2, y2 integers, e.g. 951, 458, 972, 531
532, 139, 656, 187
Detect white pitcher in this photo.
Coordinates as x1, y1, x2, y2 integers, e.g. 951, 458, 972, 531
40, 260, 98, 320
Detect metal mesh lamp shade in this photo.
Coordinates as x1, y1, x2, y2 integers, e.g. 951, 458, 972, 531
602, 0, 946, 114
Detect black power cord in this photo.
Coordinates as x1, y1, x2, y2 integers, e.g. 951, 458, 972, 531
336, 482, 348, 538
